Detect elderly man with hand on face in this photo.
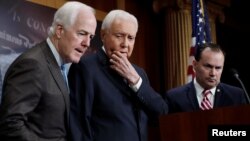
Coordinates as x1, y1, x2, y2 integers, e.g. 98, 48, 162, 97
69, 9, 168, 141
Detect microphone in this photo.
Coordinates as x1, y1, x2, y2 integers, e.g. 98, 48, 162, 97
230, 68, 250, 104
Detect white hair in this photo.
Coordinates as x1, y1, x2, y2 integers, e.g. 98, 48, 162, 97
101, 9, 138, 33
48, 1, 95, 36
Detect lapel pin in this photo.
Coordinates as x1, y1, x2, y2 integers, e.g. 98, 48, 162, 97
217, 89, 220, 92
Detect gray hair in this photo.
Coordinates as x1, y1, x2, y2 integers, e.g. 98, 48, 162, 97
48, 1, 95, 36
101, 9, 138, 33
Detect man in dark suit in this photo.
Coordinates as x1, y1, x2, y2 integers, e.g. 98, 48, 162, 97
0, 2, 97, 141
69, 10, 168, 141
164, 43, 247, 113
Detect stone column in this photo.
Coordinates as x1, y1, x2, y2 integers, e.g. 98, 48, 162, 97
164, 7, 192, 89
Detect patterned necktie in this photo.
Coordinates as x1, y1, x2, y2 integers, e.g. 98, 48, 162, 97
200, 89, 212, 110
61, 64, 69, 89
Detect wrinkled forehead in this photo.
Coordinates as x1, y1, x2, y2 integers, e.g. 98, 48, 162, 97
109, 19, 137, 34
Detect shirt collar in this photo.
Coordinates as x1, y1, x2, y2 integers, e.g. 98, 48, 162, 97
46, 38, 71, 72
46, 37, 63, 66
194, 77, 216, 96
102, 46, 106, 54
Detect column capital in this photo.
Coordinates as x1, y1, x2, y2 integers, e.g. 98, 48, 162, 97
206, 1, 230, 23
153, 0, 191, 13
153, 0, 229, 23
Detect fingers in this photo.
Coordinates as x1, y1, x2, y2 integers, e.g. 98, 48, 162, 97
109, 51, 130, 77
110, 51, 129, 67
109, 51, 140, 84
111, 51, 126, 62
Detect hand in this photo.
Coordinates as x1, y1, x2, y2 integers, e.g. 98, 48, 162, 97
109, 51, 140, 85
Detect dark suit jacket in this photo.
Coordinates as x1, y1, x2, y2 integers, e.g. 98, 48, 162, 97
0, 41, 70, 141
68, 48, 168, 141
164, 81, 247, 113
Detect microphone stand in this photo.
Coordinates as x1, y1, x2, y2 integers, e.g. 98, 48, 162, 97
234, 76, 250, 104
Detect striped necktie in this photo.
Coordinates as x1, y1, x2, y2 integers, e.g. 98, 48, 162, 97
200, 89, 212, 110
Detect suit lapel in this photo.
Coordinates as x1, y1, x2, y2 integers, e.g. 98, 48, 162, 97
41, 42, 70, 119
188, 82, 201, 110
213, 84, 223, 108
97, 49, 133, 97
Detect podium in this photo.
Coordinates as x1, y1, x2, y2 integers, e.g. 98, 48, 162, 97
159, 105, 250, 141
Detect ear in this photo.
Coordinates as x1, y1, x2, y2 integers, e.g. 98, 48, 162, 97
100, 29, 106, 42
192, 60, 197, 70
55, 24, 63, 39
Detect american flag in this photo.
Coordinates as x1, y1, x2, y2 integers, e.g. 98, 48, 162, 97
187, 0, 212, 82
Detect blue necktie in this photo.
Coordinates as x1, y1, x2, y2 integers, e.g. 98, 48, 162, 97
61, 64, 69, 90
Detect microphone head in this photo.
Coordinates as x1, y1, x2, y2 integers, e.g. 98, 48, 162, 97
230, 68, 239, 78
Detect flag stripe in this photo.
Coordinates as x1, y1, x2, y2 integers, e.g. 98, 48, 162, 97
187, 0, 212, 83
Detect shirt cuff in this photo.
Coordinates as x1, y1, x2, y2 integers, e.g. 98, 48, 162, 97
129, 77, 142, 92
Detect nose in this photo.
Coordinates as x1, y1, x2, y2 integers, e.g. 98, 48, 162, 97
81, 36, 92, 48
121, 37, 129, 48
209, 68, 216, 76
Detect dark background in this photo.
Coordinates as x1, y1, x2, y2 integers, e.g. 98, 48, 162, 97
218, 0, 250, 95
